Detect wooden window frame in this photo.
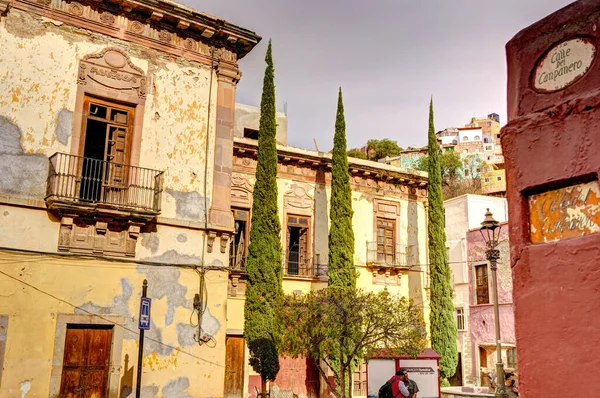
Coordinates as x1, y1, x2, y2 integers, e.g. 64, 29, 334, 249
230, 208, 250, 269
353, 361, 367, 395
285, 214, 312, 276
376, 217, 396, 264
71, 49, 146, 170
456, 308, 466, 331
507, 347, 517, 369
79, 96, 135, 164
49, 314, 125, 397
474, 263, 490, 305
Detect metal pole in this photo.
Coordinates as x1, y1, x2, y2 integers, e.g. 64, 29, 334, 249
135, 279, 148, 398
487, 249, 507, 398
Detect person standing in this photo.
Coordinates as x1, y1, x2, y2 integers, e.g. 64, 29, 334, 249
504, 372, 519, 398
389, 369, 410, 398
402, 370, 419, 398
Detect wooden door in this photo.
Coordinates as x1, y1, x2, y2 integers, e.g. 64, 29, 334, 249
103, 107, 130, 205
224, 336, 245, 398
59, 326, 112, 398
377, 218, 395, 264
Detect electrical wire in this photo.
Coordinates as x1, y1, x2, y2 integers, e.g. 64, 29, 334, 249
0, 246, 224, 270
0, 268, 223, 367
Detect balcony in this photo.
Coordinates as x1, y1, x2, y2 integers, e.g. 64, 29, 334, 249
284, 250, 317, 278
228, 251, 319, 278
366, 242, 415, 269
46, 152, 163, 219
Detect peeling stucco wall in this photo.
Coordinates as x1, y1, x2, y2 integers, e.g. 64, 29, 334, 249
0, 6, 229, 397
0, 250, 229, 397
0, 10, 217, 218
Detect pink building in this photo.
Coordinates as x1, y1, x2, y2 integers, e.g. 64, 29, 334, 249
466, 222, 516, 387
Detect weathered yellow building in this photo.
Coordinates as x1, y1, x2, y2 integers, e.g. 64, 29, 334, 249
0, 0, 259, 395
0, 0, 430, 396
227, 106, 430, 398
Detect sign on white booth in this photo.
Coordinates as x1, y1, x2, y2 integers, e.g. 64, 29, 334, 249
399, 359, 439, 398
367, 358, 439, 398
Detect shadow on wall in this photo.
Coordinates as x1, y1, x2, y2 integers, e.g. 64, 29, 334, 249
120, 354, 134, 397
313, 184, 329, 279
407, 200, 425, 305
0, 116, 48, 199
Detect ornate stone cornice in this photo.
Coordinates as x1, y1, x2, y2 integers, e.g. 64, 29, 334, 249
233, 138, 429, 199
216, 62, 241, 85
12, 0, 261, 63
0, 0, 10, 14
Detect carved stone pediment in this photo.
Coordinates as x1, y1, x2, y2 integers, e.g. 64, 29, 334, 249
78, 47, 146, 99
284, 184, 313, 212
231, 176, 253, 207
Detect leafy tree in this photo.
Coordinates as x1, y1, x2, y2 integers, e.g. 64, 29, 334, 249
328, 88, 356, 291
279, 289, 427, 398
417, 151, 462, 187
426, 98, 458, 382
366, 138, 403, 161
244, 40, 283, 398
346, 148, 368, 160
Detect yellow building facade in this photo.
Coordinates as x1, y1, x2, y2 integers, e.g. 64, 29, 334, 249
0, 0, 259, 395
0, 0, 430, 396
227, 135, 430, 398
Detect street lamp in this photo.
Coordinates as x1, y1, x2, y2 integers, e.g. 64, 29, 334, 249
480, 209, 507, 398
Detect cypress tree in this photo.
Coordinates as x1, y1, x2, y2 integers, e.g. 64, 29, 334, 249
328, 88, 356, 291
244, 40, 283, 398
427, 98, 458, 381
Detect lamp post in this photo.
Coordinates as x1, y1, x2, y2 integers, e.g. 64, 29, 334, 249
480, 209, 507, 398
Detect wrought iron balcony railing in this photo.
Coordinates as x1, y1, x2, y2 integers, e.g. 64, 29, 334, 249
228, 250, 320, 278
46, 152, 163, 215
284, 250, 317, 277
366, 242, 415, 268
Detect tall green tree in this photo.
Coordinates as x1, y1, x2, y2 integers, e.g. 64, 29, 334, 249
328, 88, 356, 291
244, 40, 283, 398
427, 98, 458, 382
327, 88, 357, 398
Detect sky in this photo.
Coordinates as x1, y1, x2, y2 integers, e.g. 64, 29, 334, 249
182, 0, 574, 152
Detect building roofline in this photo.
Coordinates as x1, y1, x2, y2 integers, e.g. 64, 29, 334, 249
10, 0, 261, 60
234, 137, 428, 185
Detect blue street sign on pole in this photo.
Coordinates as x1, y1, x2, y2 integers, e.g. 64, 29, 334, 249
136, 280, 149, 398
139, 297, 151, 330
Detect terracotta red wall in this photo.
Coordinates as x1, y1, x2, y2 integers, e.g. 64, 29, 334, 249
503, 1, 600, 396
248, 357, 320, 398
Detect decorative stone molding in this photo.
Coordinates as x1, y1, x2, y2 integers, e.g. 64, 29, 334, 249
206, 231, 217, 253
57, 216, 142, 257
220, 233, 230, 254
231, 176, 253, 207
10, 0, 260, 65
216, 63, 242, 85
283, 184, 314, 214
233, 140, 428, 201
0, 0, 10, 14
78, 47, 147, 99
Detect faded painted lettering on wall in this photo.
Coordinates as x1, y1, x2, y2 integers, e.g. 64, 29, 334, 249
529, 181, 600, 243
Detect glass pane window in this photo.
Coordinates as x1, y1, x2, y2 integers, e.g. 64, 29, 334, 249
475, 264, 490, 304
456, 308, 465, 331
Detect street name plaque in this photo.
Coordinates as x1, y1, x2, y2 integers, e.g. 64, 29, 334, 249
533, 37, 596, 92
529, 180, 600, 244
